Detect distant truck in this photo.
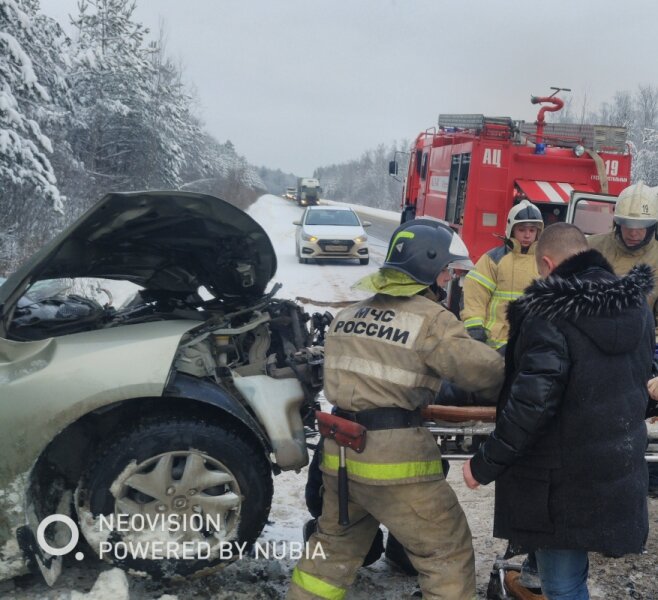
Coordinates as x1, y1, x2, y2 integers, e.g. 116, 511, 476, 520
284, 187, 297, 200
296, 177, 322, 206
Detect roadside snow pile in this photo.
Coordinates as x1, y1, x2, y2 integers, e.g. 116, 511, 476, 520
69, 568, 129, 600
321, 198, 402, 221
0, 473, 29, 581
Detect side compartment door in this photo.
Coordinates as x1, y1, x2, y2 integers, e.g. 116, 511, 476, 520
445, 153, 471, 226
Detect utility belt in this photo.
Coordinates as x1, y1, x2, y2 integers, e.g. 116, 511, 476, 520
317, 406, 423, 526
334, 406, 423, 430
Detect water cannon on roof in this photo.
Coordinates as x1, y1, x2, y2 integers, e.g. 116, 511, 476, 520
531, 87, 571, 154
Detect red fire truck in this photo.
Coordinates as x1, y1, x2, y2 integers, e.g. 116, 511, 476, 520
389, 90, 632, 262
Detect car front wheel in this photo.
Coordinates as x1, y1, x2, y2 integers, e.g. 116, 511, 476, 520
76, 417, 273, 578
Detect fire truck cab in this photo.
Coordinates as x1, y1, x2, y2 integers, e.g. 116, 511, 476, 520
389, 94, 631, 262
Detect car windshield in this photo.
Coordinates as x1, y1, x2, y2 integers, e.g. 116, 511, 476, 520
305, 209, 359, 226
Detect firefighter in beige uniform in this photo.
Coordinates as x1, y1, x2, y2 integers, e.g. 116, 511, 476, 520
461, 200, 544, 349
288, 220, 504, 600
588, 181, 658, 337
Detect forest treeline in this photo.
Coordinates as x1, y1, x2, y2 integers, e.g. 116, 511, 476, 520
0, 0, 265, 272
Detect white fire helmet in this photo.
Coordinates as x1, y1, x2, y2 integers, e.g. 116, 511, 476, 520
505, 200, 544, 239
613, 181, 658, 229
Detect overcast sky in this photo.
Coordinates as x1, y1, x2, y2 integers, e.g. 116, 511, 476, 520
45, 0, 658, 176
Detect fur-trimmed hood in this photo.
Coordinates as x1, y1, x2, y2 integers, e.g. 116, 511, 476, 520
508, 249, 654, 355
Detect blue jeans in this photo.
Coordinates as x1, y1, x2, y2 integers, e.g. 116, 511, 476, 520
535, 549, 589, 600
648, 462, 658, 492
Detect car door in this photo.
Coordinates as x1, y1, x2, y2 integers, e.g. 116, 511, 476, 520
295, 208, 307, 250
565, 191, 617, 235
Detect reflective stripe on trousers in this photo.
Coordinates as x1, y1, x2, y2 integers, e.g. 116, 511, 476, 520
291, 567, 346, 600
322, 451, 442, 481
484, 290, 522, 332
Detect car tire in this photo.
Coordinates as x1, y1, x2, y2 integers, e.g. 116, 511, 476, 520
76, 417, 273, 578
359, 257, 370, 265
298, 256, 307, 264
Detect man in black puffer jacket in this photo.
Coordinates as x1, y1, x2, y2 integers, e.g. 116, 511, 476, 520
463, 222, 652, 600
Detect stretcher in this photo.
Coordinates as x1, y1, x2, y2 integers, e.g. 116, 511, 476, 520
421, 406, 658, 462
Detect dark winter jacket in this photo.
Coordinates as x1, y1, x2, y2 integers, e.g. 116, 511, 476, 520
470, 249, 653, 556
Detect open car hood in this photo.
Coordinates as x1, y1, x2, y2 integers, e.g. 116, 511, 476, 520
0, 191, 277, 319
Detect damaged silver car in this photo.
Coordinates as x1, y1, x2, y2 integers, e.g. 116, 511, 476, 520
0, 191, 327, 583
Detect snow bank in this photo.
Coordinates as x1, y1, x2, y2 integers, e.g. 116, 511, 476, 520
69, 568, 129, 600
321, 198, 400, 222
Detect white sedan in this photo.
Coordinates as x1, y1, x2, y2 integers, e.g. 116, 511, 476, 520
294, 205, 371, 265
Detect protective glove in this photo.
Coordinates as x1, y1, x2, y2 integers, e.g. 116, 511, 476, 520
434, 380, 475, 406
434, 380, 498, 407
466, 326, 488, 343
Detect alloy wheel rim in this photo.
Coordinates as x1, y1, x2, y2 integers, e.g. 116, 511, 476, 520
110, 450, 241, 544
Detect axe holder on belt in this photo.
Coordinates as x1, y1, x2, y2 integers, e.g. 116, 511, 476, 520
315, 410, 367, 526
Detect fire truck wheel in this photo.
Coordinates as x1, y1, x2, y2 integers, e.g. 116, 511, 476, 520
401, 206, 416, 224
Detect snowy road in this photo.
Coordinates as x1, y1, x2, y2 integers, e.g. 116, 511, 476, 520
3, 195, 657, 600
252, 196, 393, 313
351, 210, 398, 246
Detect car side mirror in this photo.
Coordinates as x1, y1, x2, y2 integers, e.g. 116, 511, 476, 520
293, 220, 301, 226
388, 160, 398, 176
363, 221, 372, 228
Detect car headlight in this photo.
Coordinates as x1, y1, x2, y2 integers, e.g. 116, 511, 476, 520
302, 232, 318, 242
354, 235, 368, 243
574, 144, 585, 157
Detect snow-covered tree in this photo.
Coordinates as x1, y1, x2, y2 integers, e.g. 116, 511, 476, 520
137, 37, 192, 188
635, 85, 658, 130
256, 166, 296, 194
630, 86, 658, 185
0, 0, 300, 272
67, 1, 222, 194
0, 0, 72, 272
316, 141, 406, 211
178, 133, 266, 210
68, 0, 160, 189
632, 129, 658, 185
0, 0, 64, 209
